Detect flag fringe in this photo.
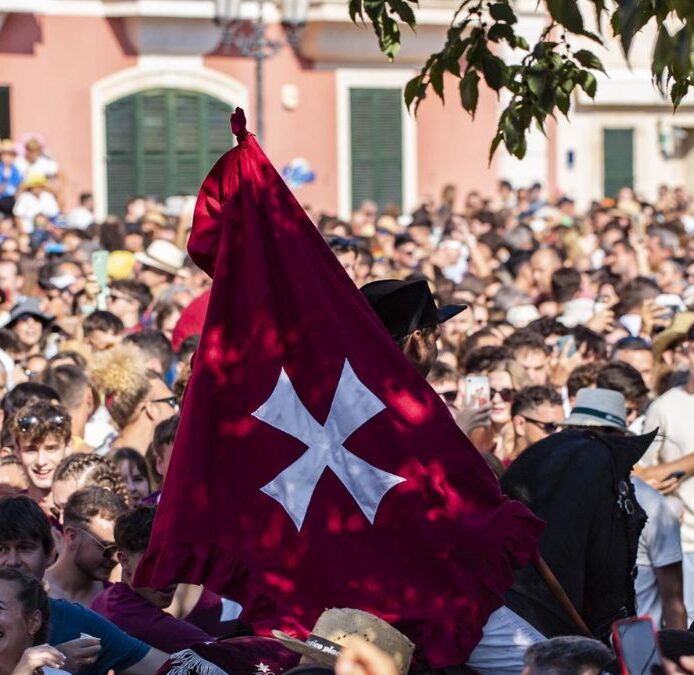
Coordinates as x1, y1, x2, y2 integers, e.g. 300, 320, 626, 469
166, 649, 228, 675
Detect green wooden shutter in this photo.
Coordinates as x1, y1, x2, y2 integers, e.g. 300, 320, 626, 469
350, 88, 403, 212
140, 91, 168, 199
106, 95, 137, 217
106, 89, 233, 215
206, 97, 235, 165
0, 87, 10, 139
603, 128, 634, 198
173, 91, 203, 195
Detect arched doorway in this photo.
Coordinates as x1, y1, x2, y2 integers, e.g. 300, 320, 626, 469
105, 88, 233, 215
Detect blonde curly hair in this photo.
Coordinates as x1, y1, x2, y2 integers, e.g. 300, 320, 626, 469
88, 344, 151, 429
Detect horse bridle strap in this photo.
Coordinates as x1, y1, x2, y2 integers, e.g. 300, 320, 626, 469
532, 555, 594, 638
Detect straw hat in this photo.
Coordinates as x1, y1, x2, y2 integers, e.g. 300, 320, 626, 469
273, 609, 414, 675
135, 239, 185, 276
141, 211, 167, 228
559, 388, 627, 430
21, 173, 48, 190
652, 312, 694, 362
0, 139, 16, 155
376, 216, 400, 235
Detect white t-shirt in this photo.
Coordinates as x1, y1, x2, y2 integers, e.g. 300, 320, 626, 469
15, 155, 59, 178
85, 405, 117, 455
12, 191, 59, 233
642, 386, 694, 552
633, 478, 683, 627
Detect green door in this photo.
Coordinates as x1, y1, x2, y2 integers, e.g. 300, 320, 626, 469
603, 128, 634, 199
105, 89, 233, 215
350, 88, 403, 212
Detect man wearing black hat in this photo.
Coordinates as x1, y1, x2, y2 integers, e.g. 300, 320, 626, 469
360, 278, 466, 377
362, 278, 550, 672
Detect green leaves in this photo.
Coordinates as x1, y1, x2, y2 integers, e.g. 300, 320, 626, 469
671, 79, 691, 109
348, 0, 418, 61
653, 25, 672, 90
430, 62, 445, 101
487, 22, 515, 44
673, 0, 694, 20
460, 71, 480, 114
527, 69, 547, 98
389, 0, 416, 27
573, 49, 605, 73
404, 75, 424, 110
489, 3, 517, 24
612, 0, 646, 58
354, 0, 694, 164
482, 54, 508, 91
579, 70, 597, 98
546, 0, 584, 34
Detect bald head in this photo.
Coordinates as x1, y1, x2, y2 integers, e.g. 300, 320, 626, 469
530, 248, 563, 296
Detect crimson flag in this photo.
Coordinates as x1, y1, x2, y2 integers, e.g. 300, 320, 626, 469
136, 109, 543, 667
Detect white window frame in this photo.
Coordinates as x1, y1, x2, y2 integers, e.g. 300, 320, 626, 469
91, 56, 249, 219
336, 68, 417, 220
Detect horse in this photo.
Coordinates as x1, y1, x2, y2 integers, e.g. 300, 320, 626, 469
500, 428, 656, 642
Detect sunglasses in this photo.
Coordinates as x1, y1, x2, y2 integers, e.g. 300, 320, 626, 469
327, 236, 359, 253
522, 415, 559, 435
439, 390, 458, 404
107, 292, 136, 305
76, 527, 118, 559
490, 387, 514, 403
18, 413, 66, 433
149, 396, 179, 411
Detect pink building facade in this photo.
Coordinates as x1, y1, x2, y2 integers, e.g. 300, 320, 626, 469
0, 2, 500, 219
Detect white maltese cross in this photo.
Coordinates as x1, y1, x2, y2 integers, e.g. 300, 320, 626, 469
253, 359, 405, 530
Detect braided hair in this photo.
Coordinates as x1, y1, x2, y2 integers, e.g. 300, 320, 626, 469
53, 453, 129, 506
0, 567, 50, 644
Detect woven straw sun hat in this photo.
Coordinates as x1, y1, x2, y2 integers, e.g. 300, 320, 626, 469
273, 608, 414, 675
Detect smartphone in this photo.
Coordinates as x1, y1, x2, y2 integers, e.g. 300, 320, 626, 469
91, 250, 109, 311
666, 470, 686, 482
465, 375, 490, 409
556, 334, 577, 358
92, 250, 109, 288
612, 616, 663, 675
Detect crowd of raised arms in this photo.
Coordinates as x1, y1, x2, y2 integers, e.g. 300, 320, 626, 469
5, 133, 694, 674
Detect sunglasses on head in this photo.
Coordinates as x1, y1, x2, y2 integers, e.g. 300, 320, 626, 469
327, 236, 359, 253
18, 413, 66, 433
522, 415, 559, 434
490, 387, 514, 403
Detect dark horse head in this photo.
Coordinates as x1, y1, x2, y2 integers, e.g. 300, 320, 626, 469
501, 428, 656, 641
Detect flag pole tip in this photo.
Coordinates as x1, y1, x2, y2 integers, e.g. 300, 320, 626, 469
230, 108, 249, 141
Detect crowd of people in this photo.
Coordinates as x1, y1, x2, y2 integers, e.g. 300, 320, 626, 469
3, 129, 694, 674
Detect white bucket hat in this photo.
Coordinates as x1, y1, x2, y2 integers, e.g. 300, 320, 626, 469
560, 388, 627, 430
135, 239, 185, 276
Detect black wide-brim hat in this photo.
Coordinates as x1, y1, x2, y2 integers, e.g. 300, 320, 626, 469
360, 278, 467, 340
